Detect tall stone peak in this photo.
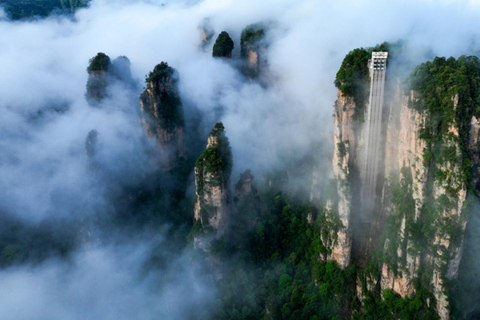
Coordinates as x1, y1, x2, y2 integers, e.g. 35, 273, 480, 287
198, 18, 214, 49
232, 169, 260, 237
329, 47, 480, 319
234, 169, 257, 202
86, 52, 111, 104
139, 62, 185, 169
193, 122, 232, 234
85, 129, 99, 159
85, 52, 135, 105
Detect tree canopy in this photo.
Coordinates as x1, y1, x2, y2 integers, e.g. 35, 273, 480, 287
212, 31, 234, 58
0, 0, 89, 20
87, 52, 111, 73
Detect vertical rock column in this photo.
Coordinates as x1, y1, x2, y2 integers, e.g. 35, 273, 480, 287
330, 92, 360, 268
86, 52, 111, 105
140, 62, 185, 170
194, 122, 232, 235
240, 24, 266, 78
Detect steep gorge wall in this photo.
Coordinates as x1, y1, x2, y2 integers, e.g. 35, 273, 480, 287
330, 92, 362, 268
379, 89, 426, 298
330, 54, 478, 319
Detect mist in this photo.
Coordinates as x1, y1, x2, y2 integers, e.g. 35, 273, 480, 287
2, 0, 480, 318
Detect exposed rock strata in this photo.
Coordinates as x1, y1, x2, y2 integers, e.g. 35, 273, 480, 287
330, 91, 363, 268
193, 122, 232, 234
331, 81, 471, 319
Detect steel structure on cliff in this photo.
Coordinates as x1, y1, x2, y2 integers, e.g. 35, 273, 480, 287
361, 51, 388, 222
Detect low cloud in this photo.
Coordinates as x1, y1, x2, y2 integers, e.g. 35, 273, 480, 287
1, 0, 480, 318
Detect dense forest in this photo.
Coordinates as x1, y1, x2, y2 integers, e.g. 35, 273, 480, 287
0, 0, 88, 19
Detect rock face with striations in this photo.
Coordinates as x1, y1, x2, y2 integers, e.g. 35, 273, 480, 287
329, 50, 479, 319
140, 62, 185, 169
193, 122, 232, 234
329, 91, 357, 269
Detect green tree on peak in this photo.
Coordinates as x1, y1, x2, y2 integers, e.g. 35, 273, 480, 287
212, 31, 234, 58
145, 61, 176, 84
87, 52, 111, 73
211, 121, 225, 134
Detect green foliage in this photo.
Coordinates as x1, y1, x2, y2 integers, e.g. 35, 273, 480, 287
0, 0, 89, 20
0, 220, 76, 268
145, 61, 174, 84
207, 184, 358, 320
334, 42, 405, 120
403, 56, 480, 290
85, 53, 111, 103
195, 122, 233, 184
213, 31, 234, 58
59, 0, 86, 11
87, 52, 111, 73
336, 141, 348, 160
408, 55, 480, 189
354, 288, 439, 320
401, 56, 480, 292
334, 48, 370, 118
381, 167, 416, 271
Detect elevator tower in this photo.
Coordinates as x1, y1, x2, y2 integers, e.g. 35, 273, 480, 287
361, 51, 388, 222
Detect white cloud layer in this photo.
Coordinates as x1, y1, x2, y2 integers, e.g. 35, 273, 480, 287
2, 0, 480, 318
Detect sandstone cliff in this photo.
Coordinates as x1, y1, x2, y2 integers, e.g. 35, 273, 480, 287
193, 122, 232, 237
329, 92, 358, 269
139, 62, 185, 169
329, 52, 478, 319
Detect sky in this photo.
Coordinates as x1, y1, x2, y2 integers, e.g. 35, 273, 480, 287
1, 0, 480, 318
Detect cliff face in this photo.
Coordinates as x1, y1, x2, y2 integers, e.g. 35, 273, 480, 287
379, 89, 426, 299
330, 53, 479, 319
381, 90, 470, 320
469, 116, 480, 195
140, 62, 185, 169
329, 92, 359, 268
193, 122, 232, 235
240, 24, 267, 78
